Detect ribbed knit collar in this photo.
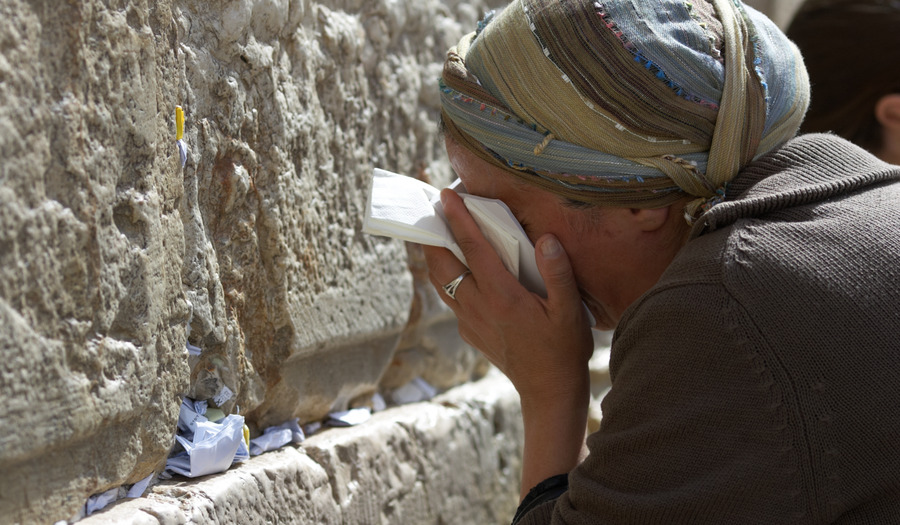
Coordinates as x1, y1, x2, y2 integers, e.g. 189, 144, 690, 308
690, 133, 900, 238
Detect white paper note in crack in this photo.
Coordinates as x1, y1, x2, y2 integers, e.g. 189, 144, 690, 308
364, 168, 547, 297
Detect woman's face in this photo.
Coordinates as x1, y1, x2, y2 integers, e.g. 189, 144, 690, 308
445, 138, 679, 330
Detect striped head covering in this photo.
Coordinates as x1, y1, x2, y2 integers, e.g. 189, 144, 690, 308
440, 0, 810, 219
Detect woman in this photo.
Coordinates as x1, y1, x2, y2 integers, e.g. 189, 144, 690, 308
787, 0, 900, 164
423, 0, 900, 523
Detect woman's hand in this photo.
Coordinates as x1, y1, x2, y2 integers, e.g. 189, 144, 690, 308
423, 188, 594, 397
423, 188, 594, 498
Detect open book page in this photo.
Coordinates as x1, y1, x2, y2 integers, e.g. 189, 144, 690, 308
363, 168, 547, 297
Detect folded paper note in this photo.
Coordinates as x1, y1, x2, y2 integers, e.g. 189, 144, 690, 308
249, 418, 305, 456
364, 168, 547, 297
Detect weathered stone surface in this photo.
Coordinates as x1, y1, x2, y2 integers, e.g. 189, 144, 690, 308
0, 2, 192, 523
78, 370, 524, 525
0, 0, 497, 522
379, 243, 490, 393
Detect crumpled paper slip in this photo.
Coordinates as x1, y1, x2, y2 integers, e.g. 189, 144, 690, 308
126, 473, 155, 498
326, 407, 372, 427
303, 421, 323, 436
78, 473, 156, 519
177, 397, 208, 434
234, 432, 250, 463
186, 342, 202, 356
392, 377, 438, 405
85, 487, 118, 516
166, 414, 248, 478
371, 392, 387, 412
364, 168, 547, 297
249, 418, 305, 456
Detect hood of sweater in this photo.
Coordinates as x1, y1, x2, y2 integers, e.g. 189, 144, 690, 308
690, 133, 900, 239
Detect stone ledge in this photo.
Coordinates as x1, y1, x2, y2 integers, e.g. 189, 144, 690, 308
78, 370, 524, 525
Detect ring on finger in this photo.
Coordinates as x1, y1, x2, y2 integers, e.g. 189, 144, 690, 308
441, 270, 471, 301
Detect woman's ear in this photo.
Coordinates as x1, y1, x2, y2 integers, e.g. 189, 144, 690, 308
875, 94, 900, 131
875, 94, 900, 164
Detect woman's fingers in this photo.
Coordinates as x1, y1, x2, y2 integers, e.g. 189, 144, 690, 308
424, 187, 523, 306
438, 188, 510, 280
423, 196, 593, 392
422, 245, 473, 307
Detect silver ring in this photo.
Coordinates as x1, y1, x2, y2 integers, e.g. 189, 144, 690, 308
441, 270, 471, 301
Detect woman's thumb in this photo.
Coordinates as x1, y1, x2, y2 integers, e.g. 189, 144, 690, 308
536, 235, 581, 307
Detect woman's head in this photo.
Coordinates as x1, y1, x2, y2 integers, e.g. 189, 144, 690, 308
786, 0, 900, 161
440, 0, 810, 220
445, 133, 692, 329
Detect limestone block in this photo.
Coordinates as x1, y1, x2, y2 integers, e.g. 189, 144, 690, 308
78, 370, 523, 525
302, 376, 522, 524
172, 0, 500, 429
0, 1, 191, 523
379, 242, 490, 393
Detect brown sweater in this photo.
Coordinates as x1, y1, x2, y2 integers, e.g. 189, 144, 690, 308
519, 134, 900, 524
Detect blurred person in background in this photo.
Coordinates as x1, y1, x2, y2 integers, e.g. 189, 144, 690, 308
787, 0, 900, 163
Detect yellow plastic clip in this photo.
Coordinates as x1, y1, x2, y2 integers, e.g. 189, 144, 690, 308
176, 106, 185, 141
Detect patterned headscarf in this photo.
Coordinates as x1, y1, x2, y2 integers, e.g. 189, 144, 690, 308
440, 0, 810, 219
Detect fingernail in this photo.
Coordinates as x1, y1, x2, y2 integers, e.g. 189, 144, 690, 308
541, 237, 561, 258
440, 188, 451, 206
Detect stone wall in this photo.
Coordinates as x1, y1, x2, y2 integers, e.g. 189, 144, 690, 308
0, 1, 498, 523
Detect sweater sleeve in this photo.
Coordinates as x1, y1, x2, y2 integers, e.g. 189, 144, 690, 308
516, 282, 808, 525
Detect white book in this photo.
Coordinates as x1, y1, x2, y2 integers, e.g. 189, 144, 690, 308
363, 168, 547, 297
